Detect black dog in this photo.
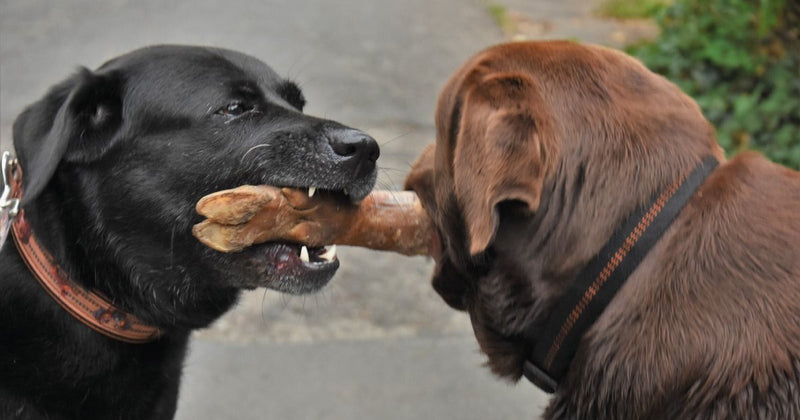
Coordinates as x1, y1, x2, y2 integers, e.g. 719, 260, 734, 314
0, 45, 378, 419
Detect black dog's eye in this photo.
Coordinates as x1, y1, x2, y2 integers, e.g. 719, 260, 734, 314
216, 101, 254, 117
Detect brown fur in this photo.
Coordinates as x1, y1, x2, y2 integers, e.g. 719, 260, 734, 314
404, 41, 800, 419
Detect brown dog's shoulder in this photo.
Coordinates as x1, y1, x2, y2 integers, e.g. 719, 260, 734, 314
699, 151, 800, 206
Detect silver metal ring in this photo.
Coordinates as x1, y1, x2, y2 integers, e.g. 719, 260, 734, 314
1, 151, 20, 217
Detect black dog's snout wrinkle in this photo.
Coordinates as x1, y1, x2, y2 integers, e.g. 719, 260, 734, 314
328, 129, 380, 177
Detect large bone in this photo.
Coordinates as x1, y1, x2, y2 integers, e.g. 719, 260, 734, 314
192, 186, 432, 256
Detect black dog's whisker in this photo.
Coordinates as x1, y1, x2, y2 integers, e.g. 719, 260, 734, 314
286, 51, 312, 82
260, 289, 272, 325
379, 130, 413, 147
241, 144, 270, 163
377, 167, 409, 173
377, 168, 402, 190
169, 223, 176, 270
312, 293, 321, 311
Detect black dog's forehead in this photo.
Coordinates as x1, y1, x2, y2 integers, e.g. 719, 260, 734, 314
98, 45, 290, 112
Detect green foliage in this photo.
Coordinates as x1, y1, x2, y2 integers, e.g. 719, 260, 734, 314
599, 0, 672, 20
629, 0, 800, 168
486, 2, 517, 34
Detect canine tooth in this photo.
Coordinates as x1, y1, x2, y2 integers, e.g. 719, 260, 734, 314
319, 245, 337, 262
308, 187, 316, 198
299, 246, 310, 263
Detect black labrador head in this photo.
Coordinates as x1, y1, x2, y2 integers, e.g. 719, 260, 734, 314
12, 45, 379, 329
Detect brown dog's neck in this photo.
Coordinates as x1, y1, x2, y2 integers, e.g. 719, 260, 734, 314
520, 156, 719, 392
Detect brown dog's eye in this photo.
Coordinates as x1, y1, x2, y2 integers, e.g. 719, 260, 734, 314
216, 101, 253, 117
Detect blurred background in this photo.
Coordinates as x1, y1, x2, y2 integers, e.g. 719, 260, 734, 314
1, 0, 796, 418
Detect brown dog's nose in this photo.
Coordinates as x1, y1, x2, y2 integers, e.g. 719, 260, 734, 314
329, 129, 380, 177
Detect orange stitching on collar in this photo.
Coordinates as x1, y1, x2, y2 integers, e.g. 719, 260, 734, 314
544, 179, 683, 368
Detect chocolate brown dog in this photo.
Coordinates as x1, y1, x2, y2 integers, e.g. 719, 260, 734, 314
405, 41, 800, 418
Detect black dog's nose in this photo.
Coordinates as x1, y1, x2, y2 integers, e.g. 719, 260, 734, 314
329, 129, 380, 176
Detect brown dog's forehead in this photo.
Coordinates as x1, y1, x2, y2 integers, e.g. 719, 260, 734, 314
464, 41, 632, 76
424, 39, 687, 273
434, 40, 703, 166
437, 41, 656, 111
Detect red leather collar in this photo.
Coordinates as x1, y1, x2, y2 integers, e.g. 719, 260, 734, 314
9, 162, 162, 344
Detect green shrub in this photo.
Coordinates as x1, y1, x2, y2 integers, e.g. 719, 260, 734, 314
629, 0, 800, 168
599, 0, 671, 19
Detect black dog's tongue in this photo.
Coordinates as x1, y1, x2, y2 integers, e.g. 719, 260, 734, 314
263, 242, 337, 270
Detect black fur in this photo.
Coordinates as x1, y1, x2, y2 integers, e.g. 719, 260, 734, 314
0, 45, 379, 419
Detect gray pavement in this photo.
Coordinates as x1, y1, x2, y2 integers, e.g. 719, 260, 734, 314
1, 1, 654, 418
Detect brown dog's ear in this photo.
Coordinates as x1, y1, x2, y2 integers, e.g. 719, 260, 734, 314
454, 72, 555, 255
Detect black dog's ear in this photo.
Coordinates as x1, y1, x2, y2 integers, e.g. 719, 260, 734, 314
13, 68, 123, 205
277, 80, 306, 111
63, 69, 124, 163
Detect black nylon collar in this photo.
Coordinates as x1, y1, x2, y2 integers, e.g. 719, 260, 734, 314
522, 156, 719, 393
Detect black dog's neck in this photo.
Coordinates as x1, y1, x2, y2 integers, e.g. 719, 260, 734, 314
0, 234, 190, 417
17, 176, 238, 332
24, 179, 101, 287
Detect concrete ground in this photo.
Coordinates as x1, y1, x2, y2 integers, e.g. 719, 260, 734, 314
0, 1, 654, 418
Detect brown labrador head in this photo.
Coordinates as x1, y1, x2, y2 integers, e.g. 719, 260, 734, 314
405, 41, 723, 379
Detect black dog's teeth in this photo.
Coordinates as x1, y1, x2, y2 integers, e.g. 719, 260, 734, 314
298, 245, 337, 263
